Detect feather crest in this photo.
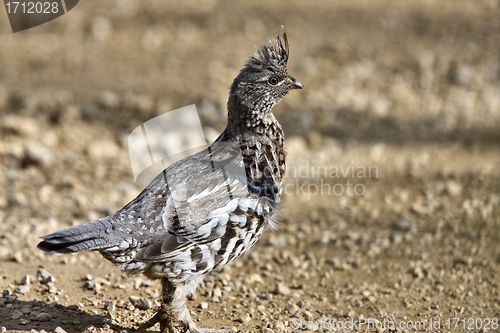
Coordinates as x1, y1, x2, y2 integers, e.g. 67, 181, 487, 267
245, 26, 289, 72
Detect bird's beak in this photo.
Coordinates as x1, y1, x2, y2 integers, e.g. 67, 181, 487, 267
288, 75, 304, 90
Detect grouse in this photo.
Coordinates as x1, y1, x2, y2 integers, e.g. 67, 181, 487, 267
38, 28, 303, 333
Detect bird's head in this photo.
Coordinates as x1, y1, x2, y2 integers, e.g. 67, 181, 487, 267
227, 28, 303, 130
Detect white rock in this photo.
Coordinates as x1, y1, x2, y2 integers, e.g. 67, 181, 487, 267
1, 115, 40, 137
212, 287, 222, 298
285, 302, 299, 314
238, 313, 251, 323
12, 310, 23, 319
247, 273, 263, 284
24, 141, 55, 166
274, 282, 290, 295
446, 181, 462, 197
17, 285, 30, 294
20, 275, 31, 285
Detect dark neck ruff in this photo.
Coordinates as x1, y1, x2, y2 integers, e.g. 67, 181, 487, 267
227, 113, 283, 148
226, 96, 284, 147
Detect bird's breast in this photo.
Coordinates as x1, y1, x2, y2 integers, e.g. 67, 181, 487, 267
240, 137, 285, 203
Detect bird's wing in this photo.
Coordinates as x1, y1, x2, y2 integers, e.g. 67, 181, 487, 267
120, 140, 255, 261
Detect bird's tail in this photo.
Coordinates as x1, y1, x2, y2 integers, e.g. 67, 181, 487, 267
37, 218, 121, 253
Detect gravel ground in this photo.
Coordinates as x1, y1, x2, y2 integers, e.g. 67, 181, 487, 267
1, 1, 500, 332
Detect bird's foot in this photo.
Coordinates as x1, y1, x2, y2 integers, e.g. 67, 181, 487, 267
138, 306, 175, 333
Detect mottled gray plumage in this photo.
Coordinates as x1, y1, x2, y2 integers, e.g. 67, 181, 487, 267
38, 28, 303, 333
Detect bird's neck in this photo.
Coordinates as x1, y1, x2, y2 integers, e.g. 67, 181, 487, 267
226, 101, 284, 148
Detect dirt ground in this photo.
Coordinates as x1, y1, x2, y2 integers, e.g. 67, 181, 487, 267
1, 1, 500, 332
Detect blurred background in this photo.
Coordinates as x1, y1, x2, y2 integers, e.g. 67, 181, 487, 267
0, 1, 499, 332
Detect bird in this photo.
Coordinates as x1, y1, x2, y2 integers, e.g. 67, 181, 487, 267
38, 27, 303, 333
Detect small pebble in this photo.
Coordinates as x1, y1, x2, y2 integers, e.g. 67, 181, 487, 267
212, 287, 222, 298
12, 309, 23, 319
391, 218, 412, 232
247, 274, 263, 284
107, 311, 116, 320
21, 275, 31, 285
275, 321, 285, 330
273, 282, 290, 295
103, 300, 116, 311
20, 307, 31, 315
13, 251, 24, 263
99, 90, 120, 108
412, 266, 425, 278
129, 296, 151, 310
238, 313, 251, 323
446, 181, 462, 196
17, 285, 30, 294
454, 257, 472, 267
24, 141, 55, 166
285, 302, 299, 314
47, 283, 58, 294
81, 104, 100, 120
36, 313, 52, 322
86, 277, 111, 290
248, 252, 259, 260
303, 310, 314, 320
37, 269, 55, 285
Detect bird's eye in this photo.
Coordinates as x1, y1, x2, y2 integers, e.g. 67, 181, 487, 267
268, 77, 279, 85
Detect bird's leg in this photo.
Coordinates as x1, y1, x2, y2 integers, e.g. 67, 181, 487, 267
139, 277, 176, 333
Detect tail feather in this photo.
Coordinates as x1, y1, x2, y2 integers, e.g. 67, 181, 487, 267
37, 219, 119, 253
